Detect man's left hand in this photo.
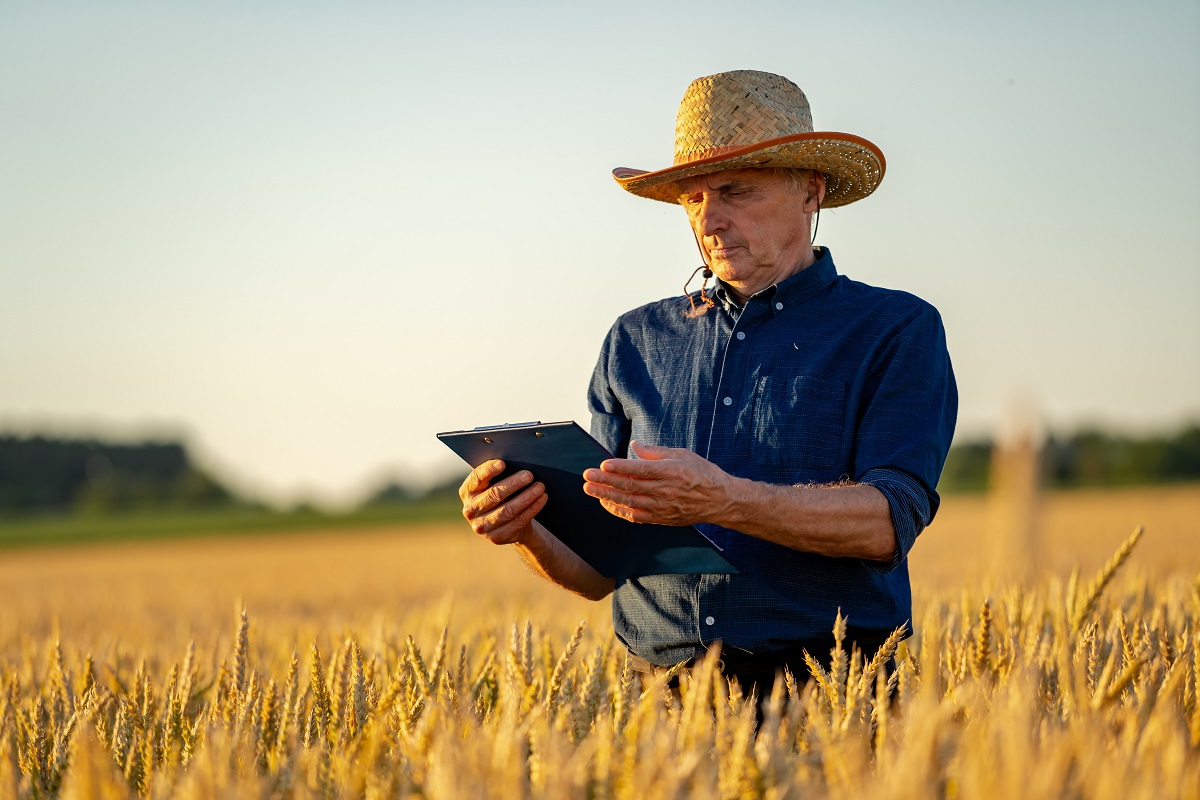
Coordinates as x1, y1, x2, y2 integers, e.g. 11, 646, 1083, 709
581, 440, 735, 526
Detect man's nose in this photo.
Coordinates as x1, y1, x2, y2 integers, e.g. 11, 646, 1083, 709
694, 196, 728, 235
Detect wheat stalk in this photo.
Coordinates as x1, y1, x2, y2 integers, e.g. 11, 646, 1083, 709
1070, 527, 1144, 634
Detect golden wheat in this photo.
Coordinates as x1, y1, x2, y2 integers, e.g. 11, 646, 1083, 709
2, 484, 1199, 800
0, 527, 1195, 797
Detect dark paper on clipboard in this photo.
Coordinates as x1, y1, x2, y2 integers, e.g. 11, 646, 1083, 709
437, 421, 737, 579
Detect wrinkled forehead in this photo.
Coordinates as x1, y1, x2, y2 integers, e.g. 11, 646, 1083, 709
674, 167, 786, 196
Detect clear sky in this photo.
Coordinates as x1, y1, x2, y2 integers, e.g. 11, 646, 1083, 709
2, 0, 1198, 507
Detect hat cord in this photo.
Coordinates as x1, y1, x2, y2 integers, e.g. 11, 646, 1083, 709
685, 230, 717, 314
684, 264, 716, 314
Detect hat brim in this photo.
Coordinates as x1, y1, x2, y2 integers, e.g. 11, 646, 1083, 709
613, 132, 885, 208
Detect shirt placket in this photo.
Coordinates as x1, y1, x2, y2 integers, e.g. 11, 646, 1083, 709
697, 298, 770, 648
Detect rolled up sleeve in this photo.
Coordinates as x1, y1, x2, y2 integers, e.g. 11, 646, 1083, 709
853, 306, 957, 573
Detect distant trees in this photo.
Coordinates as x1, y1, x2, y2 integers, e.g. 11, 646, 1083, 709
1042, 426, 1200, 487
0, 436, 237, 514
3, 423, 1196, 517
938, 440, 993, 494
363, 474, 466, 507
938, 424, 1200, 493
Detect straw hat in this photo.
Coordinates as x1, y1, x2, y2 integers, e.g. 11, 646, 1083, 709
613, 70, 885, 208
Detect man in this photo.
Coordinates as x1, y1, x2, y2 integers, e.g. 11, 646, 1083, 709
459, 70, 957, 691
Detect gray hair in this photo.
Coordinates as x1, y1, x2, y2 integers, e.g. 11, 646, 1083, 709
769, 167, 821, 195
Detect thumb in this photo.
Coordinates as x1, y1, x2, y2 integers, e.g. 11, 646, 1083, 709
629, 440, 690, 460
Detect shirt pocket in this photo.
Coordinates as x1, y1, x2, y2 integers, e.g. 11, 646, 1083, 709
751, 374, 847, 470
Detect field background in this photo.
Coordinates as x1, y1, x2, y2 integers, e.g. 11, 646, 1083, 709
2, 482, 1198, 798
3, 483, 1197, 661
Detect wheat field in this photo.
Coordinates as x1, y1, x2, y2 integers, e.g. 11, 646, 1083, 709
1, 484, 1198, 798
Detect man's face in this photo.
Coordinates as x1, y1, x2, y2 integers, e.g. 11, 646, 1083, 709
677, 168, 823, 299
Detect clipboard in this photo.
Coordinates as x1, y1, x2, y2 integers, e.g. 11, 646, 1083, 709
437, 421, 737, 579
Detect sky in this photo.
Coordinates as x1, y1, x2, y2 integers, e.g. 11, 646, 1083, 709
2, 0, 1198, 507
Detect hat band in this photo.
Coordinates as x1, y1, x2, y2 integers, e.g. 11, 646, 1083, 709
674, 143, 754, 165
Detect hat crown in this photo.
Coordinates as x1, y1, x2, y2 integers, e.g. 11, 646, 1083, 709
673, 70, 814, 166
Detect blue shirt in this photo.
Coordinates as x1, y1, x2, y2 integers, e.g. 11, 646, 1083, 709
587, 248, 957, 665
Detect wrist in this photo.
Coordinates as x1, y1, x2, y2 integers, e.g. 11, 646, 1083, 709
713, 473, 753, 529
511, 520, 542, 549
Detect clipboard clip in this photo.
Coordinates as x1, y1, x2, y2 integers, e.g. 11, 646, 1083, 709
472, 421, 542, 431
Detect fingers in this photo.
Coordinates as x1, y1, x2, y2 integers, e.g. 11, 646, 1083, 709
582, 443, 714, 527
584, 441, 695, 480
463, 468, 535, 518
628, 440, 693, 460
457, 460, 552, 545
597, 498, 654, 524
460, 460, 506, 500
583, 468, 664, 496
588, 458, 673, 480
582, 479, 661, 513
474, 484, 548, 544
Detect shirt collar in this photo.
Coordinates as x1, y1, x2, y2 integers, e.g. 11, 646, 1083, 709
712, 247, 839, 317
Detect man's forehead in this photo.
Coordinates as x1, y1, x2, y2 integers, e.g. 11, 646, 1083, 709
677, 168, 782, 193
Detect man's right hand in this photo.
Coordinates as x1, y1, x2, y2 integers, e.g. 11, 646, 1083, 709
459, 460, 548, 545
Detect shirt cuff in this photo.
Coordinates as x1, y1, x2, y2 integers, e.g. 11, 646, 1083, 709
858, 467, 934, 574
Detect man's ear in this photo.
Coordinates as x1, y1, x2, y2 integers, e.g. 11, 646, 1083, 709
807, 172, 827, 212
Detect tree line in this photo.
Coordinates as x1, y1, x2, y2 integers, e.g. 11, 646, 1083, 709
0, 435, 237, 515
938, 423, 1200, 493
2, 424, 1197, 516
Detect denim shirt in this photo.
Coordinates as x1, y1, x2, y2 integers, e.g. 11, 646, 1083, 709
587, 248, 958, 665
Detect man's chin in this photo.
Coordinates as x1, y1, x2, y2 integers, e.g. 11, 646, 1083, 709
710, 262, 751, 283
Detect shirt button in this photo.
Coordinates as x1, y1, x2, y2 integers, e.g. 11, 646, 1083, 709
722, 396, 732, 406
775, 301, 784, 311
736, 331, 746, 340
705, 616, 716, 626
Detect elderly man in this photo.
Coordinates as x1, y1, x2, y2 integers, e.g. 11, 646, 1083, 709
459, 70, 957, 691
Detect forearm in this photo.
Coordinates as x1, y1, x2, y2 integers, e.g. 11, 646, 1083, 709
712, 478, 897, 561
582, 442, 898, 562
514, 521, 615, 601
460, 461, 614, 601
